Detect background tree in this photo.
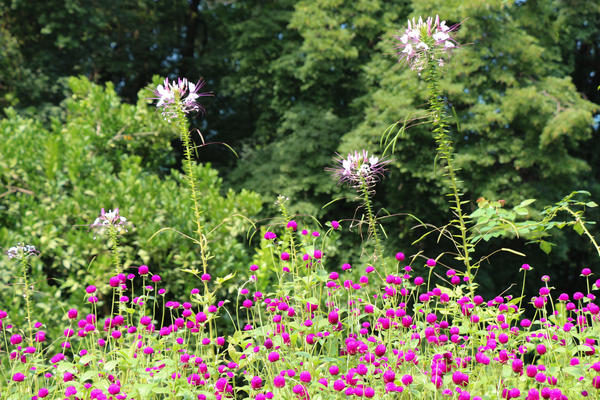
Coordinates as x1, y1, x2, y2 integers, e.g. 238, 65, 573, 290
1, 0, 599, 299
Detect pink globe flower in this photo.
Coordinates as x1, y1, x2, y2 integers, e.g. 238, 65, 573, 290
286, 220, 297, 231
108, 384, 120, 395
12, 372, 25, 382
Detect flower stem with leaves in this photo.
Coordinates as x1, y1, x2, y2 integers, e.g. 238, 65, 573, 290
6, 244, 39, 346
360, 176, 382, 261
423, 56, 474, 294
155, 77, 214, 339
395, 16, 475, 295
328, 150, 389, 262
20, 257, 34, 346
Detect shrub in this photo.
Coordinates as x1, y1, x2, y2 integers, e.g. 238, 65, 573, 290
0, 77, 262, 338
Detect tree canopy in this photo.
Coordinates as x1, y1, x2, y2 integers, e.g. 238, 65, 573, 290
1, 0, 599, 295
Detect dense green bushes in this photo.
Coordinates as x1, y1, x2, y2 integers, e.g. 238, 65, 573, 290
0, 77, 261, 335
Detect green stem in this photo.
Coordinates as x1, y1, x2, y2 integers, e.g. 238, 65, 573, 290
20, 257, 34, 346
360, 177, 382, 261
109, 226, 121, 274
567, 211, 600, 258
424, 54, 473, 297
109, 226, 123, 315
174, 104, 213, 341
278, 196, 298, 267
517, 270, 527, 321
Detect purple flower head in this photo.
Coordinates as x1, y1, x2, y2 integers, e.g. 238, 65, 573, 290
6, 243, 39, 259
90, 208, 131, 238
394, 15, 460, 72
65, 386, 77, 396
153, 77, 212, 121
12, 372, 25, 382
328, 150, 390, 189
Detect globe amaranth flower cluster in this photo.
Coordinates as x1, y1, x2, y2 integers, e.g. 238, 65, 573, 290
90, 208, 131, 237
394, 15, 459, 72
329, 150, 390, 188
153, 77, 212, 121
6, 243, 39, 259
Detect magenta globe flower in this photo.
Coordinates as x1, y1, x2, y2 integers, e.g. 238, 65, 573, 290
268, 351, 280, 362
12, 372, 25, 382
401, 374, 413, 385
273, 375, 286, 388
65, 386, 77, 396
108, 383, 120, 395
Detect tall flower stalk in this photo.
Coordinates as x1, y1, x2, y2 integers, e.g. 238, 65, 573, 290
153, 77, 214, 337
91, 208, 131, 313
7, 243, 39, 345
329, 150, 389, 261
395, 16, 475, 294
91, 208, 130, 274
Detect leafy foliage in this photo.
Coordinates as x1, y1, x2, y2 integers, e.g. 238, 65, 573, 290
0, 77, 261, 335
1, 0, 599, 298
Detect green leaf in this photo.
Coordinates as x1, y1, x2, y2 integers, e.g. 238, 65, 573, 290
134, 384, 153, 397
539, 240, 553, 254
518, 199, 536, 207
79, 354, 93, 365
573, 221, 585, 236
79, 370, 97, 382
103, 360, 118, 371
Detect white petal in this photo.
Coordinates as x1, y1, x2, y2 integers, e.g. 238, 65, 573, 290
433, 32, 449, 42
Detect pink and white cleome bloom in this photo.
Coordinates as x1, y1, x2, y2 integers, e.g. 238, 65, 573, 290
328, 150, 390, 188
90, 208, 131, 237
6, 243, 39, 259
153, 77, 212, 121
394, 15, 459, 72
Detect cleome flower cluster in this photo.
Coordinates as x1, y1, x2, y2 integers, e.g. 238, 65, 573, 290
153, 77, 212, 121
5, 243, 39, 259
394, 15, 459, 72
89, 208, 131, 238
329, 150, 390, 189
